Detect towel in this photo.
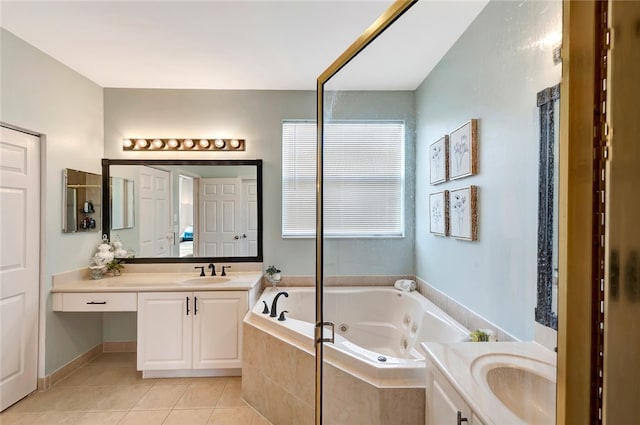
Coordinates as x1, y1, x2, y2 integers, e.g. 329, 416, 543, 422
394, 279, 416, 292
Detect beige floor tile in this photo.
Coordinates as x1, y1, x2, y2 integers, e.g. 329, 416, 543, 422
74, 411, 126, 425
117, 409, 170, 425
6, 387, 87, 413
132, 384, 188, 410
174, 382, 226, 409
0, 412, 43, 425
207, 406, 255, 425
251, 413, 273, 425
89, 385, 152, 411
162, 408, 212, 425
216, 381, 245, 408
29, 411, 84, 424
145, 376, 229, 386
89, 352, 137, 366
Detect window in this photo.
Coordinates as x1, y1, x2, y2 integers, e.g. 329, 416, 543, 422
282, 120, 405, 238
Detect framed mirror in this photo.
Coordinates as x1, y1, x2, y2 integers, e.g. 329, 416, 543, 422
62, 168, 101, 233
102, 159, 263, 263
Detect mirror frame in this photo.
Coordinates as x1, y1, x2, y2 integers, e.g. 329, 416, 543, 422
101, 158, 263, 263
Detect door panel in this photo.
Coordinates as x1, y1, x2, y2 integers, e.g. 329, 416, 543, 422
138, 168, 170, 257
0, 126, 39, 411
192, 292, 246, 369
137, 292, 191, 370
199, 178, 242, 257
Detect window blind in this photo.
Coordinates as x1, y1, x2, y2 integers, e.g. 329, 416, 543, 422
282, 120, 405, 238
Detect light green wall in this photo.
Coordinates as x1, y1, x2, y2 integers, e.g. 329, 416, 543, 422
1, 28, 105, 375
102, 89, 415, 340
415, 0, 562, 340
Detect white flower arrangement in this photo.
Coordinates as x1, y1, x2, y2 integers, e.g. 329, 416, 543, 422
89, 235, 134, 278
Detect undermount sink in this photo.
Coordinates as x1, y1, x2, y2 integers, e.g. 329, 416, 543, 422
471, 353, 556, 424
179, 277, 230, 285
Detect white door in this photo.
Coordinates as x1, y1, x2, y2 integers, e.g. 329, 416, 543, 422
242, 179, 258, 257
139, 167, 170, 257
199, 178, 242, 257
0, 126, 39, 411
137, 292, 191, 371
192, 291, 247, 369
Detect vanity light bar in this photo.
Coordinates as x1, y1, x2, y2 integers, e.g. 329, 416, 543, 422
122, 138, 245, 151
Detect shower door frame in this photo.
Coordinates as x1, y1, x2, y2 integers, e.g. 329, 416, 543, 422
314, 2, 417, 424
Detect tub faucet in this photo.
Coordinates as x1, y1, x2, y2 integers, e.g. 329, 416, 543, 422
208, 263, 216, 276
270, 291, 289, 318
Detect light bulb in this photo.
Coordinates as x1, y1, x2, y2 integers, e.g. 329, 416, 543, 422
214, 139, 225, 148
122, 139, 133, 148
136, 139, 148, 148
199, 139, 210, 148
168, 139, 179, 148
183, 139, 194, 148
230, 139, 241, 149
152, 139, 164, 149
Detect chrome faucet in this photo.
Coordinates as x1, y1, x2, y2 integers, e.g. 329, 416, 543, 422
269, 291, 288, 318
208, 263, 216, 276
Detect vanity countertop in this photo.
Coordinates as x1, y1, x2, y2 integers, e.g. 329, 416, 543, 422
421, 341, 557, 425
51, 271, 263, 293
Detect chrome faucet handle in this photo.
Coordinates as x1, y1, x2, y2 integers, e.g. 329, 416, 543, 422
221, 265, 231, 276
208, 263, 216, 276
194, 266, 205, 277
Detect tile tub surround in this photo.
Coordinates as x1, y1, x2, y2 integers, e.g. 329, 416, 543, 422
2, 352, 271, 425
241, 322, 425, 425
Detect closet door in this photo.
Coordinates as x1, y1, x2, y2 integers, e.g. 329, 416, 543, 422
0, 126, 39, 410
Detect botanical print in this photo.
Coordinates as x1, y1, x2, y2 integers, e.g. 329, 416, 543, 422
429, 136, 448, 184
451, 191, 467, 234
448, 119, 477, 180
452, 134, 469, 173
429, 191, 448, 236
448, 186, 477, 240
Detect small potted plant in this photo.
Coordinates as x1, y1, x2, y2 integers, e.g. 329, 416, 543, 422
265, 265, 282, 287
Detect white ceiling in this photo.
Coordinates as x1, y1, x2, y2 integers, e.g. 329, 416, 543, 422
0, 1, 487, 91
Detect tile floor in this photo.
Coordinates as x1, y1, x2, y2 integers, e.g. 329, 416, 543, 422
0, 352, 272, 425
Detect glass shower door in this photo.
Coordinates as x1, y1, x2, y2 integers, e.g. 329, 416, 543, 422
316, 1, 563, 424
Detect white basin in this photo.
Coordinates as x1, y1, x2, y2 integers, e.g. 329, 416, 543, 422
179, 277, 230, 285
471, 353, 556, 424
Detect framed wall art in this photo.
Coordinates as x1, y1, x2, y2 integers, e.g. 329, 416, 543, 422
448, 185, 477, 241
429, 136, 448, 184
448, 119, 478, 180
429, 191, 448, 236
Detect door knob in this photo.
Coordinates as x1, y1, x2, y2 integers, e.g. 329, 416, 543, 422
234, 235, 240, 240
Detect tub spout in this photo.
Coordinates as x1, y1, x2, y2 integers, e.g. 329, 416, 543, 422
270, 291, 289, 318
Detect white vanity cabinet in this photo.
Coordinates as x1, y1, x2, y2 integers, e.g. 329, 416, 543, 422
137, 291, 248, 373
426, 361, 485, 425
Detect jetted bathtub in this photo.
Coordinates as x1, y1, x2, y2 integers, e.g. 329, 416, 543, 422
245, 286, 469, 386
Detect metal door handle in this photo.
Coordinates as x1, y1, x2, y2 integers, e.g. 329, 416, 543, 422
242, 234, 247, 238
186, 296, 190, 315
457, 411, 468, 424
86, 301, 107, 305
194, 296, 198, 315
234, 235, 240, 240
